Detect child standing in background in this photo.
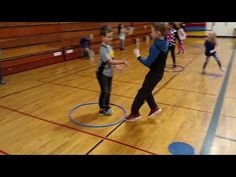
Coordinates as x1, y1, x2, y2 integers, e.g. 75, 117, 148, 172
202, 32, 225, 74
80, 34, 94, 59
167, 22, 178, 68
177, 23, 187, 54
118, 24, 127, 50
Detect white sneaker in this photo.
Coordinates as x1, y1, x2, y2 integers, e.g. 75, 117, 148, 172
220, 67, 225, 72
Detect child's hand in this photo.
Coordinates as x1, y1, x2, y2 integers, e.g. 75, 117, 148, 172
123, 60, 129, 67
210, 49, 216, 53
133, 48, 140, 58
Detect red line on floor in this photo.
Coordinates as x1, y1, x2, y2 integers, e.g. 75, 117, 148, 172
0, 150, 9, 155
0, 83, 46, 99
0, 105, 157, 155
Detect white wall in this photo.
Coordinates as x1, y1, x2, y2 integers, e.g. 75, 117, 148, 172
206, 22, 236, 36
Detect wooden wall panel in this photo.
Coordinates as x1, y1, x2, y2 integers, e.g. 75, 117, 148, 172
0, 22, 151, 75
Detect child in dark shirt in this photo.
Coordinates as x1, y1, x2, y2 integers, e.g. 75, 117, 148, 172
202, 32, 225, 74
80, 34, 94, 59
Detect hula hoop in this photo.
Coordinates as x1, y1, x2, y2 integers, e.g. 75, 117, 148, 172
68, 102, 128, 128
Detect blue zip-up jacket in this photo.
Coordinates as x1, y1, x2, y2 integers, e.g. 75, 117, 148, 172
137, 37, 168, 73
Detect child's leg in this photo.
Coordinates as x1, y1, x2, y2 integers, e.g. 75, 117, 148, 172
131, 72, 163, 115
202, 56, 210, 73
84, 48, 90, 58
203, 57, 210, 69
177, 43, 181, 54
105, 76, 113, 110
213, 52, 225, 71
180, 41, 184, 53
96, 72, 104, 109
145, 73, 163, 109
167, 46, 170, 58
146, 93, 157, 109
213, 52, 222, 67
170, 45, 176, 66
177, 39, 182, 53
120, 39, 125, 49
122, 39, 125, 49
96, 73, 109, 110
216, 59, 222, 68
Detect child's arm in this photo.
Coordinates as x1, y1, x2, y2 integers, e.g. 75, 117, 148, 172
100, 47, 128, 66
108, 59, 128, 66
133, 46, 160, 67
210, 48, 216, 53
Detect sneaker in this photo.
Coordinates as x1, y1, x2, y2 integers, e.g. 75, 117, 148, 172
99, 109, 112, 116
220, 67, 225, 72
125, 114, 141, 122
0, 80, 6, 85
148, 107, 162, 118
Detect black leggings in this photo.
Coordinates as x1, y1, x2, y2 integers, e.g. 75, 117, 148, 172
96, 72, 112, 110
131, 71, 164, 115
167, 45, 176, 66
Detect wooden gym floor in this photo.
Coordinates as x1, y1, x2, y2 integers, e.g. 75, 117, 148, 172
0, 37, 236, 155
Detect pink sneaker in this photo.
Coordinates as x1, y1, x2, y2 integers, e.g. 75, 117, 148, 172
125, 114, 141, 122
148, 107, 162, 118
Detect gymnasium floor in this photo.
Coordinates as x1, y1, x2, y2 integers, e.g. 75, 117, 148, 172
0, 37, 236, 155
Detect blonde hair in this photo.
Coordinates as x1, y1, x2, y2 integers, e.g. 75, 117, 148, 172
207, 32, 217, 45
152, 22, 168, 36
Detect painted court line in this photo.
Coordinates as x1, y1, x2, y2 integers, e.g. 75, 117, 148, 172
200, 43, 236, 154
0, 150, 9, 155
38, 80, 216, 115
0, 105, 157, 155
75, 74, 142, 86
164, 87, 218, 96
215, 135, 236, 143
0, 83, 46, 99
